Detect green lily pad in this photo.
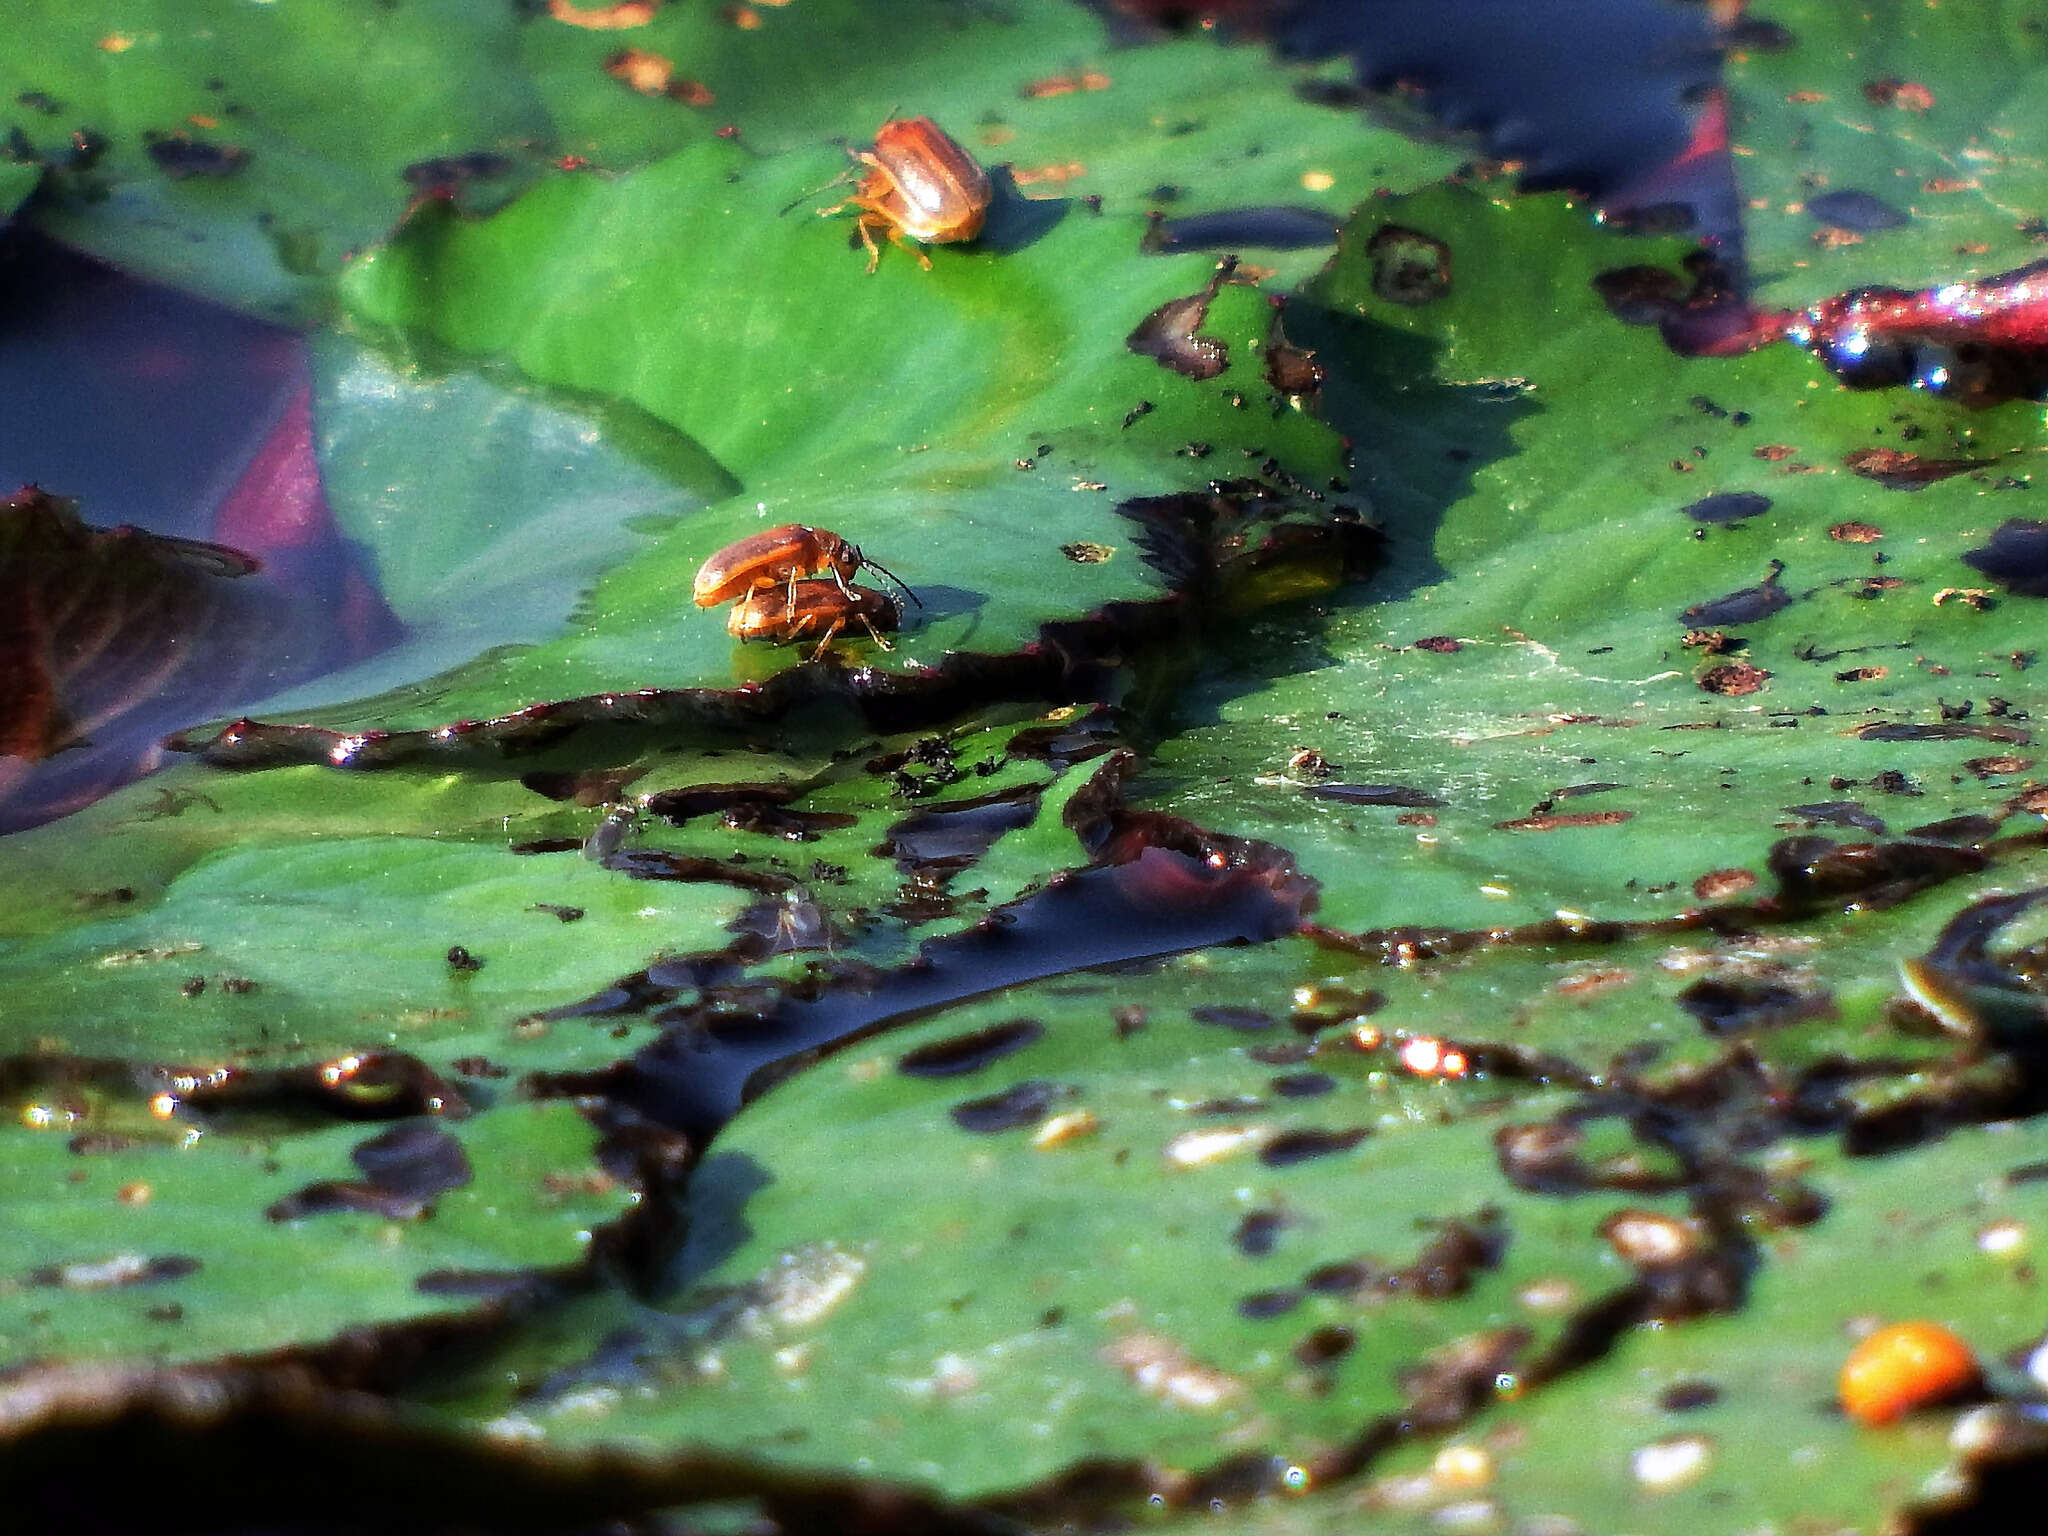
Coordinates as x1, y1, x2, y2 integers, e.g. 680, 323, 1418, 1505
1331, 1115, 2048, 1535
252, 330, 736, 719
0, 0, 553, 322
171, 140, 1344, 743
0, 1096, 630, 1369
522, 0, 1454, 285
422, 939, 1695, 1499
1136, 184, 2048, 937
1722, 0, 2048, 309
0, 761, 751, 1068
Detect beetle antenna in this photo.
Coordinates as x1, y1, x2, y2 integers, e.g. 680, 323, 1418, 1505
858, 555, 922, 608
781, 167, 853, 216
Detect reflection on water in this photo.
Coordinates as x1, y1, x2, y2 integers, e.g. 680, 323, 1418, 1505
0, 233, 398, 832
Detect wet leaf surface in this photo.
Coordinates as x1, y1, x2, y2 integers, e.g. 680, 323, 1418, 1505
0, 0, 556, 321
1723, 0, 2048, 309
9, 2, 2048, 1530
0, 1096, 628, 1367
1140, 185, 2048, 938
418, 941, 1683, 1498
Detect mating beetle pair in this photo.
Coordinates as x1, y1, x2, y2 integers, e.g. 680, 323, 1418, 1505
690, 118, 978, 655
693, 524, 916, 659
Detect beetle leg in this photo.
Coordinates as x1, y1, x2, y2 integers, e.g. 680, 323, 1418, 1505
856, 612, 896, 652
806, 616, 848, 662
855, 215, 883, 274
888, 225, 934, 271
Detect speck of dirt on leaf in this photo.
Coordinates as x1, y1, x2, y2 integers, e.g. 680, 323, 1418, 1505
1830, 521, 1883, 542
1060, 542, 1114, 563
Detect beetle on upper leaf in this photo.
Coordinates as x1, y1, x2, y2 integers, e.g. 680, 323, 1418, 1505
692, 524, 917, 610
820, 116, 992, 273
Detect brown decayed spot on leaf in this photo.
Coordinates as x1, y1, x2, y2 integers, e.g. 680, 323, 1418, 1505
1412, 635, 1462, 653
1699, 662, 1769, 696
1835, 666, 1888, 682
1830, 521, 1883, 542
1265, 310, 1324, 398
1965, 755, 2033, 778
546, 0, 657, 27
1844, 446, 1988, 489
1125, 257, 1236, 379
1365, 223, 1451, 305
1011, 161, 1086, 186
1494, 810, 1633, 832
604, 47, 674, 93
1692, 867, 1757, 900
897, 1018, 1045, 1078
602, 49, 711, 102
1551, 966, 1633, 997
1019, 69, 1110, 98
1752, 444, 1798, 461
1863, 78, 1935, 110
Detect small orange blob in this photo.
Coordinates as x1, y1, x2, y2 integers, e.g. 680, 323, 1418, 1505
1839, 1321, 1979, 1425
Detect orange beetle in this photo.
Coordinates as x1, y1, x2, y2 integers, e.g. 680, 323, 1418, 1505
820, 116, 992, 273
727, 578, 901, 659
1838, 1321, 1979, 1425
693, 524, 866, 608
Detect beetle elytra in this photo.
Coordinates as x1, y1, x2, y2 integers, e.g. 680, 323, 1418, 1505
820, 116, 992, 273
